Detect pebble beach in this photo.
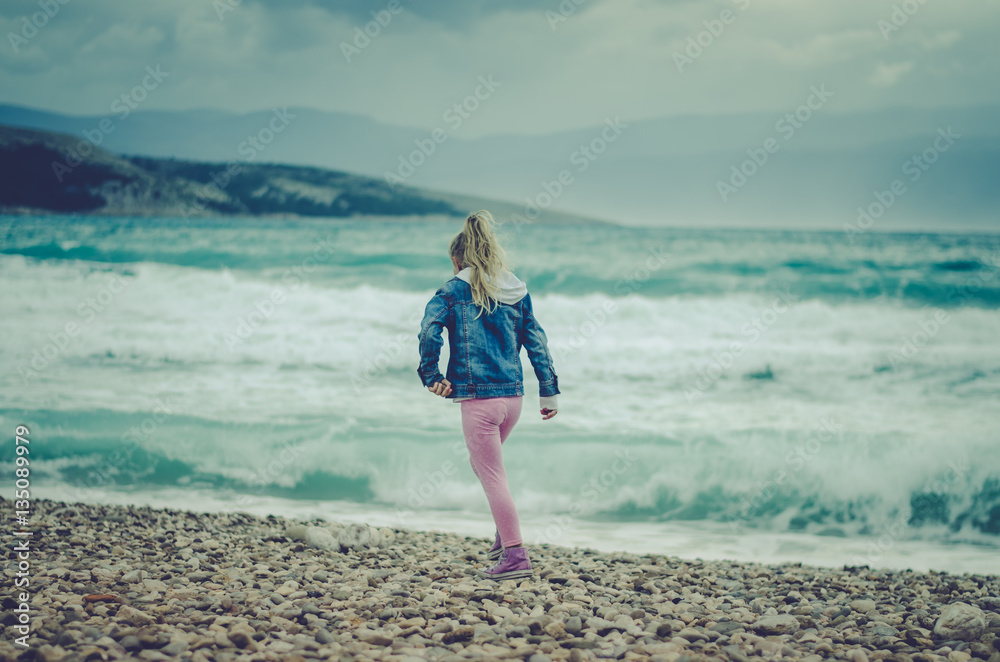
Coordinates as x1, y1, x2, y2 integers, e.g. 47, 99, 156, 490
3, 498, 998, 662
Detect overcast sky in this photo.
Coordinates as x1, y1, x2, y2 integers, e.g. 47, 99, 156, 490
1, 0, 998, 138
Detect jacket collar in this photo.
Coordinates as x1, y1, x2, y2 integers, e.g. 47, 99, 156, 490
454, 267, 528, 304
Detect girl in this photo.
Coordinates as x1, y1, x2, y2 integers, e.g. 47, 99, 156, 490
417, 210, 560, 580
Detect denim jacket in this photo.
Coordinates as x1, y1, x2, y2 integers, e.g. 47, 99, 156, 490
417, 270, 560, 400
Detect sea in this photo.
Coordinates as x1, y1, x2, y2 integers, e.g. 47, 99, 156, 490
2, 214, 998, 575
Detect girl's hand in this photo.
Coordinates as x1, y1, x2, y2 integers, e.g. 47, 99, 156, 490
428, 379, 452, 397
541, 408, 558, 420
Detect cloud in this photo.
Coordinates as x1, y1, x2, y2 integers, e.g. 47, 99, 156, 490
868, 60, 915, 87
0, 0, 998, 136
918, 29, 961, 51
238, 0, 546, 29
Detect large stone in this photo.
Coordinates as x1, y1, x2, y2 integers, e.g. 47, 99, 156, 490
303, 526, 338, 551
750, 614, 800, 635
377, 528, 395, 546
285, 524, 308, 540
933, 603, 986, 642
338, 523, 374, 551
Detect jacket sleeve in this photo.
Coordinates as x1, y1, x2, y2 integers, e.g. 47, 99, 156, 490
521, 292, 560, 398
417, 289, 449, 387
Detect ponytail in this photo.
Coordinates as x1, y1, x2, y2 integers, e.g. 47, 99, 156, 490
449, 210, 506, 316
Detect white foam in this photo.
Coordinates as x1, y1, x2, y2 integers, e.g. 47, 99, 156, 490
3, 246, 999, 546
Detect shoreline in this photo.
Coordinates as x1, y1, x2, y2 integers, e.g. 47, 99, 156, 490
33, 484, 1000, 577
2, 498, 998, 662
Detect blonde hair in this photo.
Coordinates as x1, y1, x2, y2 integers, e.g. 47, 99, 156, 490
449, 210, 507, 316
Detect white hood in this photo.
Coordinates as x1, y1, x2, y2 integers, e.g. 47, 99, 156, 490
455, 267, 527, 305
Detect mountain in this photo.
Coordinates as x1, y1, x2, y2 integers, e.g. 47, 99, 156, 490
0, 124, 606, 224
2, 102, 999, 230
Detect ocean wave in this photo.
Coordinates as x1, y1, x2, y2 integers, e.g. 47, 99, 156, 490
23, 422, 1000, 541
3, 215, 999, 550
3, 216, 1000, 307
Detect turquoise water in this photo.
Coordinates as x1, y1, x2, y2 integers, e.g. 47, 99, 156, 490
2, 214, 999, 568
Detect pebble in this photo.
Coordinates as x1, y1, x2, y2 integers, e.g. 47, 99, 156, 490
162, 640, 189, 655
120, 635, 142, 651
122, 568, 145, 583
357, 629, 393, 646
755, 639, 783, 656
847, 648, 869, 662
710, 621, 743, 635
750, 614, 800, 635
850, 599, 878, 613
2, 496, 997, 662
116, 604, 154, 626
442, 626, 475, 644
934, 603, 987, 641
228, 630, 254, 649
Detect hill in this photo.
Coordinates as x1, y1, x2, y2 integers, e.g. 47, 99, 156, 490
0, 124, 605, 225
3, 102, 999, 230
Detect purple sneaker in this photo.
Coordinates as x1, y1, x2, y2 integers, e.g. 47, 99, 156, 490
487, 530, 502, 561
481, 546, 532, 581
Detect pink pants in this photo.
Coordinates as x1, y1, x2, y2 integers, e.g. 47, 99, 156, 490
460, 396, 523, 547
